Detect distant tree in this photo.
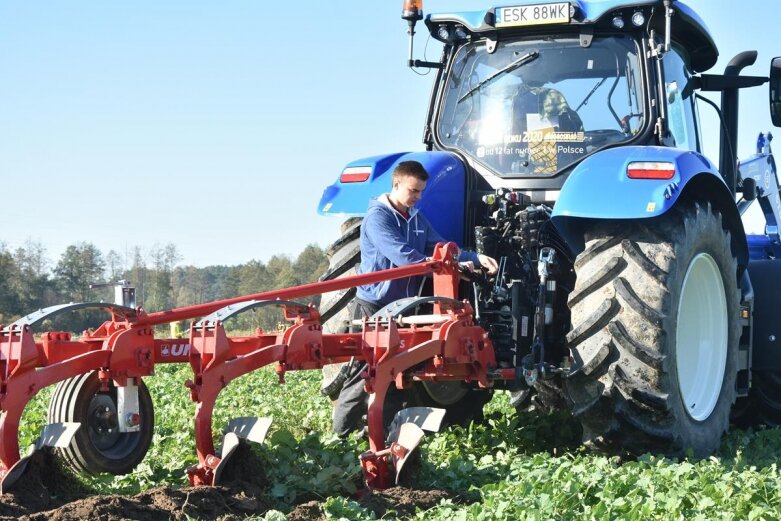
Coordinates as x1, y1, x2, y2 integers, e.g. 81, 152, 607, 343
128, 246, 147, 308
105, 249, 125, 282
237, 260, 272, 296
0, 242, 23, 321
146, 243, 180, 311
54, 242, 106, 302
14, 240, 53, 311
173, 265, 210, 306
267, 255, 296, 289
293, 244, 329, 285
198, 265, 240, 303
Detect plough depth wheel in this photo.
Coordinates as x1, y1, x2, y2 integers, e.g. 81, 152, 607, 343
47, 371, 154, 475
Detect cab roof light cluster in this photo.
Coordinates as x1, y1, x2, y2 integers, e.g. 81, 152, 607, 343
611, 9, 645, 30
627, 161, 676, 179
340, 166, 372, 183
436, 23, 469, 43
631, 11, 646, 27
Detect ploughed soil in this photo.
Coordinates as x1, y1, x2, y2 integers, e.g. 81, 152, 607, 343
0, 446, 458, 520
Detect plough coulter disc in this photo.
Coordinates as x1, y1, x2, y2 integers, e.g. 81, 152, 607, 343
47, 371, 154, 475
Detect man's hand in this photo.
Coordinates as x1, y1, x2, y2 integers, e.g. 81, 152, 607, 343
477, 254, 499, 275
459, 261, 475, 272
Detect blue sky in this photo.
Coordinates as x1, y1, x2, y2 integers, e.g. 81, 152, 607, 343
0, 1, 776, 267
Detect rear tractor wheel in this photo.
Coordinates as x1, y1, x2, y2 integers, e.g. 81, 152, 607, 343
320, 218, 363, 400
47, 371, 154, 475
565, 203, 740, 457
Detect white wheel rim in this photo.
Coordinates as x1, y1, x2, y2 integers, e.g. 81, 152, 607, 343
676, 253, 728, 421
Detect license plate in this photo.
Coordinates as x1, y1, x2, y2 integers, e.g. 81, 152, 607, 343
495, 3, 570, 28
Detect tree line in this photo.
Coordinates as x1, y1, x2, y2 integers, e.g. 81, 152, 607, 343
0, 240, 329, 333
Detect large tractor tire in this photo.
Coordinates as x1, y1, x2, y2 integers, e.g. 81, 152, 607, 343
319, 218, 362, 330
47, 371, 154, 475
320, 218, 362, 399
565, 203, 740, 457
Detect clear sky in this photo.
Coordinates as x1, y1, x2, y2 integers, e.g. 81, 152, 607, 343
0, 1, 776, 268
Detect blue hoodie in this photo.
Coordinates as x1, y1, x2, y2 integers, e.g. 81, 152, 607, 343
356, 194, 480, 308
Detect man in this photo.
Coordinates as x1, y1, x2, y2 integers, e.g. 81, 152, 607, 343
332, 160, 498, 436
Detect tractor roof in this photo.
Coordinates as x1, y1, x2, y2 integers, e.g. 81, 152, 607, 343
426, 0, 718, 72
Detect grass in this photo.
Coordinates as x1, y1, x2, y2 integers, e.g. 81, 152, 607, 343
16, 365, 781, 519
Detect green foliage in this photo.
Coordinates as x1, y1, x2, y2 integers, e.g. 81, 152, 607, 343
16, 365, 781, 520
262, 429, 365, 503
322, 496, 375, 520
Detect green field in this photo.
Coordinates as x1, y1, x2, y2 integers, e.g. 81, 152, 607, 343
18, 365, 781, 520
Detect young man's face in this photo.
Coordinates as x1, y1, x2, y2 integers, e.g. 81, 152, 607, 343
392, 175, 427, 209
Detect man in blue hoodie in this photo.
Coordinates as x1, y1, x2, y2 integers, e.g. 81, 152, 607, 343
332, 160, 498, 436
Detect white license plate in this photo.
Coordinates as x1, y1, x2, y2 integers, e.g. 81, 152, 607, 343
495, 3, 570, 28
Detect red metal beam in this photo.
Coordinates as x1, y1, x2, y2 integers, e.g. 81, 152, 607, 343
141, 258, 446, 327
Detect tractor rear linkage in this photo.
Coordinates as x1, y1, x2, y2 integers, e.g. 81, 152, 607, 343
0, 242, 513, 492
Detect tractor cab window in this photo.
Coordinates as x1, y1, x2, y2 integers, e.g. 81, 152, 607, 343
662, 48, 699, 151
437, 35, 644, 177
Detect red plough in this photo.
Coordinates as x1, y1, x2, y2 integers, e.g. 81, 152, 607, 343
0, 242, 507, 492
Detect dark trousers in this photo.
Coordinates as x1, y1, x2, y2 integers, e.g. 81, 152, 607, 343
332, 298, 406, 437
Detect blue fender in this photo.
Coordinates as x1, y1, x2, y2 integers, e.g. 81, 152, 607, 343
318, 151, 467, 243
552, 146, 748, 265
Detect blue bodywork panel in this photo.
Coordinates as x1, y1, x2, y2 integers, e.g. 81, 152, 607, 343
318, 151, 467, 243
747, 234, 781, 260
551, 146, 723, 220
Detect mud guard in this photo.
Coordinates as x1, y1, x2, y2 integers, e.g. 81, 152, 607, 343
317, 151, 468, 244
551, 146, 748, 267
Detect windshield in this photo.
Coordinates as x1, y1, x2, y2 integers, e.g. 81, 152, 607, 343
437, 35, 645, 177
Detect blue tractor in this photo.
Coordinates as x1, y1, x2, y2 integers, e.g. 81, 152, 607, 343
318, 0, 781, 456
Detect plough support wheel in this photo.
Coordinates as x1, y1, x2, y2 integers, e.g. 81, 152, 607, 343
47, 371, 154, 475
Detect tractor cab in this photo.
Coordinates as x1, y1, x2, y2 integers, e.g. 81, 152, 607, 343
411, 0, 719, 189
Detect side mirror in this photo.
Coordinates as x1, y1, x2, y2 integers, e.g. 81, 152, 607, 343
770, 57, 781, 126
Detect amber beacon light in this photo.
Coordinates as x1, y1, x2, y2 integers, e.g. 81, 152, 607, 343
402, 0, 423, 21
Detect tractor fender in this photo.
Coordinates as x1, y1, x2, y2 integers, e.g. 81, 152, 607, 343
317, 151, 467, 243
551, 146, 748, 269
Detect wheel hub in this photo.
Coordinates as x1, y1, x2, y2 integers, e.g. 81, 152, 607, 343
88, 394, 121, 450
